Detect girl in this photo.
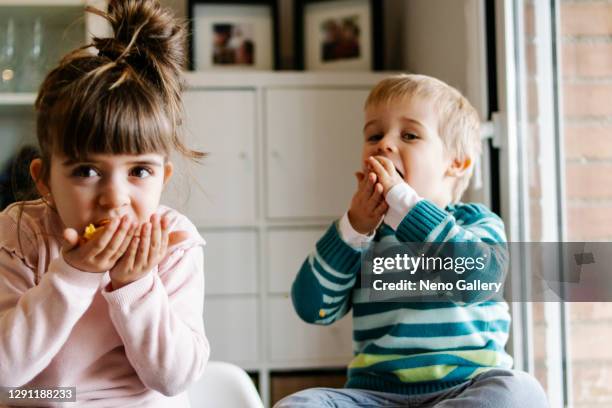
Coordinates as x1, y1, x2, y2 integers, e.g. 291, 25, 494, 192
0, 1, 209, 406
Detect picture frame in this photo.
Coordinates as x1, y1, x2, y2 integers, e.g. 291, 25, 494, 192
294, 0, 383, 71
188, 0, 279, 71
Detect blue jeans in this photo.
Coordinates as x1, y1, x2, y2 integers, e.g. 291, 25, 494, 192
273, 369, 548, 408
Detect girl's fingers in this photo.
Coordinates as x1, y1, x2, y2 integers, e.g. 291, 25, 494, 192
101, 216, 131, 258
124, 233, 140, 272
148, 214, 162, 264
90, 217, 122, 255
135, 222, 151, 270
168, 230, 190, 247
62, 228, 80, 252
109, 223, 136, 263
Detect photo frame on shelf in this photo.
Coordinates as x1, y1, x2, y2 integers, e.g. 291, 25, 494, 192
294, 0, 383, 71
188, 0, 279, 71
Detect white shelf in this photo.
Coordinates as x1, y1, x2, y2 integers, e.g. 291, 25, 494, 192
0, 93, 37, 106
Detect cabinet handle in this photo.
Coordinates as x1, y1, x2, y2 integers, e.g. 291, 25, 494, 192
239, 152, 248, 160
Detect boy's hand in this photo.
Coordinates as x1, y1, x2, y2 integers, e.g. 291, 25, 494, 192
366, 156, 405, 196
347, 171, 388, 235
62, 216, 136, 273
108, 213, 189, 290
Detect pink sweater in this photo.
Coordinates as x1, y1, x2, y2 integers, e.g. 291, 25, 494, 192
0, 200, 209, 407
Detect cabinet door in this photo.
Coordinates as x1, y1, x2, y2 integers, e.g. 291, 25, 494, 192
268, 297, 353, 364
204, 230, 258, 295
265, 89, 368, 219
205, 297, 259, 365
267, 227, 327, 294
163, 90, 257, 226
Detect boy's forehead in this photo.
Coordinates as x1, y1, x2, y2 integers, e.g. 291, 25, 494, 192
365, 95, 438, 126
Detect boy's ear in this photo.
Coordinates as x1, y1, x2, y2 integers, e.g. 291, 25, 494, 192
29, 158, 51, 197
163, 161, 174, 187
446, 157, 472, 178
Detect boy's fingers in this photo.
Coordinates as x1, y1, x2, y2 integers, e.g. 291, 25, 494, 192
373, 155, 395, 173
366, 183, 385, 211
374, 200, 389, 217
367, 156, 388, 178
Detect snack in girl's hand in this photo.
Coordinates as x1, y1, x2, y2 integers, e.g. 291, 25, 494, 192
81, 219, 111, 242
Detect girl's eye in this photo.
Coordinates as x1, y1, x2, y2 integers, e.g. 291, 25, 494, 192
367, 134, 383, 142
72, 166, 99, 178
130, 166, 153, 178
402, 133, 418, 141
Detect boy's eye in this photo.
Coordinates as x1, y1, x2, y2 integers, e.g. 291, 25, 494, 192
367, 134, 383, 142
72, 166, 99, 178
402, 133, 418, 141
130, 166, 153, 178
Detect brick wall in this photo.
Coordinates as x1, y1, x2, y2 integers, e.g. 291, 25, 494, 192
562, 1, 612, 406
525, 1, 612, 405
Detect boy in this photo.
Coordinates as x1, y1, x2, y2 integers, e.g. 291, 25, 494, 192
275, 75, 548, 407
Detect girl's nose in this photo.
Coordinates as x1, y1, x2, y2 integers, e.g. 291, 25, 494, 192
98, 184, 130, 209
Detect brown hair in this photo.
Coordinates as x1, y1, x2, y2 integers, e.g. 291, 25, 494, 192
365, 74, 481, 203
15, 0, 203, 282
34, 0, 203, 184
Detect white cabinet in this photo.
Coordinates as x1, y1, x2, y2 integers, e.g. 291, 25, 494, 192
163, 90, 257, 225
265, 89, 367, 219
268, 297, 353, 364
204, 229, 258, 295
165, 72, 389, 407
205, 297, 259, 366
267, 227, 327, 294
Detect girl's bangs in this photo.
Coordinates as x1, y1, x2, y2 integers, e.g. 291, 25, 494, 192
49, 81, 173, 161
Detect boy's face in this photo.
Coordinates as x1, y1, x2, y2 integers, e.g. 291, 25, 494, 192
362, 96, 455, 207
32, 153, 173, 233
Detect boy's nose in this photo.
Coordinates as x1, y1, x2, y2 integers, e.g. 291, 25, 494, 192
376, 138, 398, 154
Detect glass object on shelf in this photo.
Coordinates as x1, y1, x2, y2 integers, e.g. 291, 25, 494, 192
19, 17, 46, 93
0, 17, 17, 93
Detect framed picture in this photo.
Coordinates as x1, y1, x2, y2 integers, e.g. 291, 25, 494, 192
188, 1, 279, 70
294, 0, 383, 71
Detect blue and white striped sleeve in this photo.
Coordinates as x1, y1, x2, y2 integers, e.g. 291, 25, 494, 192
291, 222, 361, 325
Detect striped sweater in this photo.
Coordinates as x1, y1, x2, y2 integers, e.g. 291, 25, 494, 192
291, 199, 512, 395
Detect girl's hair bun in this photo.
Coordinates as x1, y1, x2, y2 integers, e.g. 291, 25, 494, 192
89, 0, 186, 108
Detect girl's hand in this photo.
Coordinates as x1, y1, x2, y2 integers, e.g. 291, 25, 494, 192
347, 170, 388, 235
109, 213, 189, 290
62, 216, 135, 273
366, 156, 405, 196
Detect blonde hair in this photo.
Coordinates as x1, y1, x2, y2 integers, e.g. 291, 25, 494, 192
365, 74, 481, 203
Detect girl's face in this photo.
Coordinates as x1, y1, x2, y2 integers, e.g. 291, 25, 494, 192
31, 153, 173, 232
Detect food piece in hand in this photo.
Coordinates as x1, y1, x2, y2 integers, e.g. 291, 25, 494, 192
81, 219, 111, 242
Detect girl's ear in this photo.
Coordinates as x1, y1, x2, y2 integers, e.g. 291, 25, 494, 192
29, 158, 51, 197
446, 157, 472, 178
163, 161, 174, 187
